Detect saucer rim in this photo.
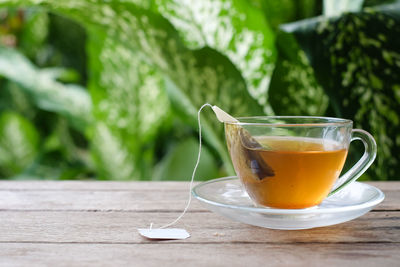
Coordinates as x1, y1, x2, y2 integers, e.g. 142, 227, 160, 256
192, 176, 385, 215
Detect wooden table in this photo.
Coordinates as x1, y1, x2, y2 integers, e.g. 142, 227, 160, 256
0, 181, 398, 266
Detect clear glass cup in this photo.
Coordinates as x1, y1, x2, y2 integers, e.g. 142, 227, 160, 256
224, 116, 377, 209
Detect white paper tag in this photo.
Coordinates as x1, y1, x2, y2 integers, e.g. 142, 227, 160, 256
138, 228, 190, 240
211, 105, 239, 123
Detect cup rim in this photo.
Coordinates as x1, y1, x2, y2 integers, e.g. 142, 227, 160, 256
225, 116, 353, 127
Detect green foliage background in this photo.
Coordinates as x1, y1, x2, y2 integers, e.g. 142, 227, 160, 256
0, 0, 398, 181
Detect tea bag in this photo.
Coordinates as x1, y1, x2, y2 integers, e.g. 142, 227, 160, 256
138, 104, 271, 240
213, 106, 274, 180
239, 128, 275, 179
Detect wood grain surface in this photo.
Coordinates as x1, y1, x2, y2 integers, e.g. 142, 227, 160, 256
0, 181, 398, 266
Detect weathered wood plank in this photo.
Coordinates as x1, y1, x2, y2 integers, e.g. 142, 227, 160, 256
0, 211, 398, 244
365, 181, 400, 191
0, 190, 207, 211
0, 188, 396, 211
0, 243, 398, 267
0, 181, 397, 266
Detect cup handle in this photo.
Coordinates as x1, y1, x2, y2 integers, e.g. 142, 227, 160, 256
329, 129, 377, 196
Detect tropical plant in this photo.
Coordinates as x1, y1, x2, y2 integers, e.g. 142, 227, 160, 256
0, 0, 398, 181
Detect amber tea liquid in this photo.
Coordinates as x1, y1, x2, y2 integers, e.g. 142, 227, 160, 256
233, 136, 348, 209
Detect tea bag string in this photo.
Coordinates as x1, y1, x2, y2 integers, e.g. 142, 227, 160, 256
150, 103, 213, 230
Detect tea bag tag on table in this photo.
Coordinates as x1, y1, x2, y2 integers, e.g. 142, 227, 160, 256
138, 228, 190, 240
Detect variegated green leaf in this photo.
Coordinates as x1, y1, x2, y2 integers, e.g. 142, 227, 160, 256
87, 28, 170, 180
0, 46, 92, 130
155, 0, 276, 113
269, 31, 329, 116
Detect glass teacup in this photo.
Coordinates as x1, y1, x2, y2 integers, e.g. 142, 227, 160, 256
225, 116, 377, 209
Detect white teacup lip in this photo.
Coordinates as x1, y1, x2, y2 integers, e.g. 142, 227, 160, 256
225, 116, 353, 127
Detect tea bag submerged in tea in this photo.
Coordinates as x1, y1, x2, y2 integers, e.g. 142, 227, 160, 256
239, 128, 275, 180
212, 106, 274, 180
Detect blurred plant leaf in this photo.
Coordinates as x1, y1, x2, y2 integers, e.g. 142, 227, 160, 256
269, 31, 329, 115
364, 0, 400, 7
281, 3, 400, 180
0, 111, 39, 177
47, 13, 87, 83
323, 0, 364, 17
0, 46, 92, 130
250, 0, 321, 29
87, 28, 171, 180
7, 115, 93, 180
249, 0, 295, 29
18, 8, 49, 61
155, 0, 276, 113
153, 137, 219, 181
0, 81, 35, 119
52, 68, 81, 83
90, 122, 138, 180
42, 117, 86, 162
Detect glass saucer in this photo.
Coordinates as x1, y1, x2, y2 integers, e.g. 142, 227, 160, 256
192, 176, 385, 230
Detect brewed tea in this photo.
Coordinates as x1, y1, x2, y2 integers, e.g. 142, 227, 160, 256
230, 135, 347, 209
